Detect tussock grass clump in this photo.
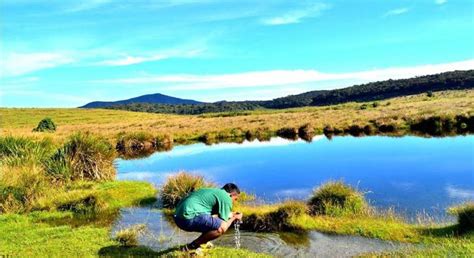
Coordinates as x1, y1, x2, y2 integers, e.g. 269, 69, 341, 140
0, 164, 48, 213
308, 181, 368, 216
242, 201, 307, 232
0, 137, 55, 166
32, 117, 56, 132
115, 224, 147, 247
116, 132, 173, 157
276, 127, 298, 140
161, 172, 214, 208
448, 202, 474, 232
245, 128, 273, 142
47, 133, 116, 181
298, 123, 314, 141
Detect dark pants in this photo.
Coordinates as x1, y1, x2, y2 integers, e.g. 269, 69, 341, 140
174, 214, 223, 233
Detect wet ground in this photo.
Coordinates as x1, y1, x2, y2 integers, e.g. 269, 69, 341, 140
112, 207, 408, 257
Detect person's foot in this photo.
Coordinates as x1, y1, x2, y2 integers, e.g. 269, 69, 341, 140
201, 241, 214, 249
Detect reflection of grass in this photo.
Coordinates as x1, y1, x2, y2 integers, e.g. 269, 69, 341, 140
2, 90, 472, 143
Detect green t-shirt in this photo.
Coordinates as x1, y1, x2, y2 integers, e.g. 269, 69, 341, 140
175, 188, 233, 221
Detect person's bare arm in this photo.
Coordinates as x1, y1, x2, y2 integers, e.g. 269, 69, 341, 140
217, 212, 243, 234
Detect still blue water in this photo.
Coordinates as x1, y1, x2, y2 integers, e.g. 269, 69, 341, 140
117, 135, 474, 221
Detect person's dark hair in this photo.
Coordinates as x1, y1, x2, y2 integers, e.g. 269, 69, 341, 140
222, 183, 240, 194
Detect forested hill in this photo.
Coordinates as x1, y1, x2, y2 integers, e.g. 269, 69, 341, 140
259, 70, 474, 108
100, 70, 474, 114
81, 93, 203, 108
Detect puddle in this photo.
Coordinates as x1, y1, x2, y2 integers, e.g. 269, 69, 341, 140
112, 208, 407, 257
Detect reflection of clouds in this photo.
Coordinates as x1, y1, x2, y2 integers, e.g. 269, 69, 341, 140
275, 188, 312, 199
141, 136, 325, 161
446, 185, 474, 199
391, 182, 415, 191
117, 171, 157, 180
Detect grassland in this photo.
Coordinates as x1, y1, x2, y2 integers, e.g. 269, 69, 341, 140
2, 90, 473, 143
1, 89, 473, 257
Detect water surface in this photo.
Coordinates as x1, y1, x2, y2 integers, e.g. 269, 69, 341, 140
117, 135, 474, 221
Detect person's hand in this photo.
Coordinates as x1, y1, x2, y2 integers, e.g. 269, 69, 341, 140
233, 212, 243, 221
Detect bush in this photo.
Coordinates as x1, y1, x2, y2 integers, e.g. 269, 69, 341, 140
426, 91, 434, 97
46, 133, 116, 181
360, 104, 368, 110
448, 202, 474, 232
372, 102, 380, 108
308, 181, 367, 216
115, 224, 147, 247
33, 118, 56, 132
161, 172, 214, 209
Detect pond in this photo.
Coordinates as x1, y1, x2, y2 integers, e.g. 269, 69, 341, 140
117, 135, 474, 221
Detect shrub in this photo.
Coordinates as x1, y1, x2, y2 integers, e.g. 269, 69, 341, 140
426, 91, 434, 97
372, 102, 380, 108
448, 202, 474, 232
46, 133, 116, 181
115, 224, 147, 246
161, 172, 214, 209
33, 118, 56, 132
360, 104, 368, 110
308, 181, 367, 216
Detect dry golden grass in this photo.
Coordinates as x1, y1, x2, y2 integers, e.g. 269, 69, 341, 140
1, 90, 473, 143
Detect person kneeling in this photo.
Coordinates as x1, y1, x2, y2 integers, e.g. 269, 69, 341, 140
173, 183, 243, 251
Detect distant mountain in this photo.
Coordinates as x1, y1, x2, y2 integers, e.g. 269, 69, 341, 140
80, 93, 203, 108
88, 70, 474, 114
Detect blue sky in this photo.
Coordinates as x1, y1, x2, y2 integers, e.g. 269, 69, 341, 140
1, 0, 473, 107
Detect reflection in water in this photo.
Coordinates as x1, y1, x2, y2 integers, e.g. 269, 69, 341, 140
117, 135, 474, 221
113, 208, 405, 257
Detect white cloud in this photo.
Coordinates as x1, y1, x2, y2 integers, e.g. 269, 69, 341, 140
435, 0, 447, 5
446, 185, 474, 199
94, 59, 474, 91
383, 8, 409, 17
261, 3, 330, 25
0, 52, 74, 78
64, 0, 112, 13
98, 49, 204, 66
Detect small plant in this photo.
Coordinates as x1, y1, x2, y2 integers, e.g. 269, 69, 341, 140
426, 91, 434, 97
448, 202, 474, 232
161, 172, 214, 208
33, 118, 56, 132
308, 181, 367, 216
372, 102, 379, 108
115, 224, 147, 247
359, 104, 368, 110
